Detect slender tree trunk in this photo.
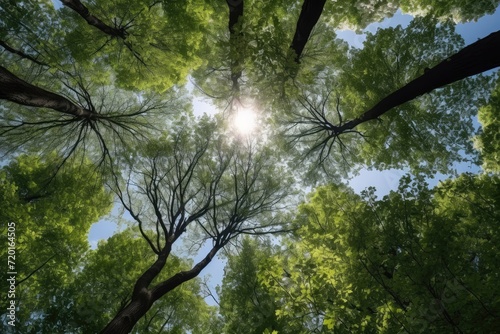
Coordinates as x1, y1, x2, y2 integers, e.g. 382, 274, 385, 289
227, 0, 244, 92
61, 0, 126, 39
290, 0, 327, 63
336, 30, 500, 134
99, 246, 220, 334
0, 65, 96, 119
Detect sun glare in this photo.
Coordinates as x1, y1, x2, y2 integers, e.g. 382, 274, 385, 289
233, 107, 257, 135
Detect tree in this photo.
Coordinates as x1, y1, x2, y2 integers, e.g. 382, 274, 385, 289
47, 228, 216, 334
0, 154, 112, 333
475, 76, 500, 173
1, 0, 188, 171
290, 0, 327, 63
0, 52, 186, 166
0, 67, 180, 167
2, 1, 500, 332
399, 0, 500, 23
257, 173, 500, 333
101, 114, 293, 333
326, 29, 500, 139
282, 16, 494, 177
59, 0, 214, 91
218, 237, 285, 334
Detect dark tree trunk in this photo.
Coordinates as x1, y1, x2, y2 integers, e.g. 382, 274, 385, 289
0, 65, 96, 119
227, 0, 244, 35
99, 292, 155, 334
290, 0, 327, 63
99, 248, 170, 334
61, 0, 127, 39
336, 30, 500, 134
100, 246, 220, 334
227, 0, 244, 92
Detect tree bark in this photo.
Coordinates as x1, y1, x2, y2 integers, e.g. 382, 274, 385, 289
0, 65, 96, 119
98, 247, 170, 334
227, 0, 244, 92
61, 0, 127, 39
336, 30, 500, 134
99, 293, 154, 334
99, 245, 221, 334
290, 0, 327, 63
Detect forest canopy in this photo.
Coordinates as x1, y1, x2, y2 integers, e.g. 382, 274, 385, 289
0, 0, 499, 333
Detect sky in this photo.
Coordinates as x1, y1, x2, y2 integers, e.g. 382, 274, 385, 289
86, 5, 500, 305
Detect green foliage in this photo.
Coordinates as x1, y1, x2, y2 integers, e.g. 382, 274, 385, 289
255, 174, 500, 333
61, 229, 216, 334
400, 0, 500, 23
1, 1, 499, 332
323, 0, 400, 31
323, 0, 500, 30
280, 16, 493, 179
341, 16, 487, 173
218, 238, 285, 334
0, 154, 112, 333
61, 0, 213, 92
475, 76, 500, 172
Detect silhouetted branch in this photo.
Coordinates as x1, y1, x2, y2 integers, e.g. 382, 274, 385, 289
0, 39, 48, 66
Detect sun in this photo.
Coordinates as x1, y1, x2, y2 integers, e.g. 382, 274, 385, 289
233, 107, 257, 135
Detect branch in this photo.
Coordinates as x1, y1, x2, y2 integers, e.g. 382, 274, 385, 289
0, 65, 97, 119
151, 244, 221, 300
0, 39, 49, 66
61, 0, 127, 39
16, 254, 56, 286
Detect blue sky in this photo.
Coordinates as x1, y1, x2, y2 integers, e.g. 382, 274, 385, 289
337, 7, 500, 47
87, 5, 500, 304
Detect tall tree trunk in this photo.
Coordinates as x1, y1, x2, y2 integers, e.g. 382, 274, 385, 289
227, 0, 244, 93
0, 65, 96, 119
99, 291, 155, 334
61, 0, 126, 39
290, 0, 327, 63
98, 248, 170, 334
227, 0, 244, 35
335, 30, 500, 134
100, 246, 220, 334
